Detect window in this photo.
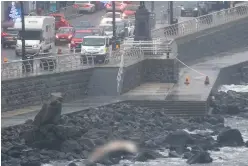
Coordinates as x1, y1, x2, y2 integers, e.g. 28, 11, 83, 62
18, 30, 42, 40
82, 38, 106, 46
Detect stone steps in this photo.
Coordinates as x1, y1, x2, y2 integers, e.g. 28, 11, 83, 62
125, 100, 208, 116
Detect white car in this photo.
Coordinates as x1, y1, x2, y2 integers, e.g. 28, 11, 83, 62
74, 1, 96, 13
100, 12, 122, 25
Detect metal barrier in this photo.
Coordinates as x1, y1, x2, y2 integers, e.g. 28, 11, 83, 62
152, 3, 248, 39
1, 53, 94, 81
123, 38, 175, 57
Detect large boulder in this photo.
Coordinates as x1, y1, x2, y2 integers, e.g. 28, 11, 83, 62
134, 149, 165, 162
186, 151, 213, 164
164, 130, 194, 150
33, 93, 63, 127
217, 129, 244, 147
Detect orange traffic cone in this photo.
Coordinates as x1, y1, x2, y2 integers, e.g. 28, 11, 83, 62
184, 76, 190, 85
204, 76, 210, 85
57, 48, 62, 54
3, 57, 8, 63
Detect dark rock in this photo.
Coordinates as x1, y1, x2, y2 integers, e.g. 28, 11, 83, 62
168, 151, 181, 158
226, 104, 241, 115
217, 129, 244, 146
190, 134, 217, 150
245, 141, 248, 147
78, 137, 95, 150
61, 140, 81, 153
33, 94, 62, 127
187, 151, 213, 164
67, 162, 77, 166
21, 160, 42, 166
135, 149, 164, 162
164, 130, 194, 149
183, 152, 193, 159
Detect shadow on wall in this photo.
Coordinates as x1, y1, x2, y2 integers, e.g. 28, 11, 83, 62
176, 17, 248, 65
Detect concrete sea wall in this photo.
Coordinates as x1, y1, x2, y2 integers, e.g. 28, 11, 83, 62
2, 59, 178, 111
176, 17, 248, 65
212, 61, 248, 91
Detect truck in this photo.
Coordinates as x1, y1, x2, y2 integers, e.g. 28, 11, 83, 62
14, 16, 55, 57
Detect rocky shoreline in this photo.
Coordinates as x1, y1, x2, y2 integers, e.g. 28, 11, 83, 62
2, 91, 248, 166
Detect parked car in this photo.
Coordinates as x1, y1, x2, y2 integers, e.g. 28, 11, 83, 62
91, 1, 105, 10
123, 5, 139, 19
49, 13, 70, 30
55, 27, 75, 45
74, 1, 96, 13
70, 29, 95, 52
87, 28, 104, 36
100, 12, 122, 24
1, 28, 18, 48
75, 21, 93, 29
105, 1, 127, 13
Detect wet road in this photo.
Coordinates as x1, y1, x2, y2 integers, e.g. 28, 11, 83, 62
1, 10, 105, 62
1, 2, 196, 63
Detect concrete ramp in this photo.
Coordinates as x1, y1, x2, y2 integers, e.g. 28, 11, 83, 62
87, 67, 119, 96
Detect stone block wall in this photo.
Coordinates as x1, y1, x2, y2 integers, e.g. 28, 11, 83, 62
1, 69, 93, 112
121, 61, 144, 94
143, 59, 179, 83
176, 17, 248, 65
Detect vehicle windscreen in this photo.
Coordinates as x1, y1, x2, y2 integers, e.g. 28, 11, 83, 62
58, 28, 73, 33
18, 31, 42, 40
82, 38, 105, 46
125, 5, 138, 11
102, 26, 112, 32
54, 16, 62, 22
74, 32, 93, 38
180, 2, 198, 9
105, 13, 121, 18
6, 29, 18, 35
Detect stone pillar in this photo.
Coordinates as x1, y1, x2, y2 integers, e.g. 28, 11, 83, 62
134, 5, 151, 41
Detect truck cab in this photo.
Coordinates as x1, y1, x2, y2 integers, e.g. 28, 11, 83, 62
14, 16, 55, 56
80, 36, 110, 64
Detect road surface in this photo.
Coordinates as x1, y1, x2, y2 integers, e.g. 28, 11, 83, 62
1, 11, 105, 62
1, 2, 196, 62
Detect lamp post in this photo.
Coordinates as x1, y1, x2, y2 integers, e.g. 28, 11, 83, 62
20, 1, 26, 60
151, 1, 154, 12
112, 1, 116, 50
168, 1, 173, 25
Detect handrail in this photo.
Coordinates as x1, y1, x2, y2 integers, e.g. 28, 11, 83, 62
152, 3, 248, 38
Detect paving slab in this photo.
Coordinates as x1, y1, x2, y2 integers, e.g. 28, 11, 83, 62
167, 49, 248, 101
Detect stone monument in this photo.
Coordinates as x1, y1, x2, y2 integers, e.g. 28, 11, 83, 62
134, 2, 152, 41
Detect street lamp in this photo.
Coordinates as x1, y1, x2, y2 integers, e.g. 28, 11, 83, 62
20, 1, 26, 60
112, 1, 116, 50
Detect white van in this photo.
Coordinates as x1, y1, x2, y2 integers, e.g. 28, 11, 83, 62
14, 16, 55, 56
80, 36, 111, 64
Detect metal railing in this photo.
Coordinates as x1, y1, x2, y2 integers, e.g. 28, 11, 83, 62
1, 52, 93, 81
1, 46, 144, 80
152, 3, 248, 39
123, 38, 176, 57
